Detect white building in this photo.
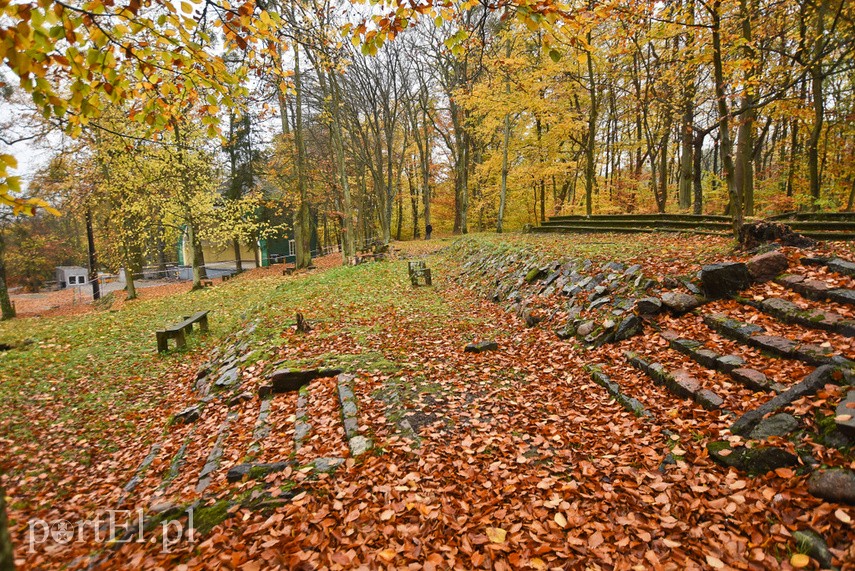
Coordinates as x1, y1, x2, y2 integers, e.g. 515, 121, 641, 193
55, 266, 88, 289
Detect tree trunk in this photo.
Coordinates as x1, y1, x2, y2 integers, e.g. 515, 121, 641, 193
293, 43, 312, 268
328, 73, 356, 264
0, 232, 15, 320
679, 0, 696, 210
498, 36, 511, 233
233, 238, 243, 273
807, 1, 826, 207
584, 39, 597, 217
692, 131, 705, 214
498, 111, 510, 233
711, 0, 742, 237
184, 219, 204, 290
0, 485, 13, 571
124, 244, 137, 301
657, 125, 670, 213
734, 0, 756, 216
846, 176, 855, 211
407, 165, 420, 238
395, 185, 403, 241
85, 207, 100, 301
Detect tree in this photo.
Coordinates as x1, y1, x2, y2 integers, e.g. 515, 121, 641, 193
0, 483, 13, 571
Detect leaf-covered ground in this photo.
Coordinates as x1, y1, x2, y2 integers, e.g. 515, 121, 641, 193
1, 233, 853, 570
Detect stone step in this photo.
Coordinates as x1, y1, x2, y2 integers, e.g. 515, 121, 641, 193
117, 443, 162, 508
730, 365, 853, 436
586, 366, 650, 418
836, 390, 855, 437
294, 389, 311, 452
703, 313, 855, 368
246, 398, 273, 460
158, 428, 196, 493
742, 296, 855, 337
261, 368, 344, 395
775, 274, 855, 307
195, 410, 239, 493
337, 374, 372, 457
624, 351, 724, 410
824, 258, 855, 278
661, 331, 784, 393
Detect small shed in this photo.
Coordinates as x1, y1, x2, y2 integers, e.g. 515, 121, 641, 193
56, 266, 88, 288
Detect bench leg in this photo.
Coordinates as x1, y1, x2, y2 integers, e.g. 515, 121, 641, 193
183, 316, 193, 334
199, 315, 209, 333
156, 332, 168, 353
175, 330, 187, 350
424, 269, 432, 286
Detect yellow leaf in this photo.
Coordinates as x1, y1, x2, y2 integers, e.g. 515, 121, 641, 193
554, 512, 567, 528
790, 553, 810, 568
377, 549, 396, 562
530, 557, 547, 569
835, 509, 851, 524
485, 527, 507, 544
705, 555, 725, 569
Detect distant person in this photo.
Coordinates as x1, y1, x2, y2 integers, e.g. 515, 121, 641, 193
425, 224, 433, 240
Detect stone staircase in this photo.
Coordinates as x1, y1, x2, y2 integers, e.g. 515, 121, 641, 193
532, 212, 855, 241
115, 326, 375, 515
585, 254, 854, 486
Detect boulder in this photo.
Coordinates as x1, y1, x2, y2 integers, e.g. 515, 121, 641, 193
635, 297, 662, 315
747, 251, 789, 281
730, 367, 781, 392
661, 292, 702, 315
835, 390, 855, 437
214, 367, 240, 388
828, 257, 855, 278
174, 405, 201, 424
269, 368, 343, 393
226, 461, 291, 483
700, 262, 751, 298
465, 340, 499, 353
614, 315, 642, 342
730, 366, 840, 436
748, 413, 798, 440
228, 392, 253, 407
716, 355, 745, 372
807, 469, 855, 505
577, 321, 596, 336
525, 267, 544, 283
707, 441, 798, 475
792, 530, 834, 570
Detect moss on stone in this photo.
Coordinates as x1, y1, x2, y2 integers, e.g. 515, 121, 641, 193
192, 500, 231, 536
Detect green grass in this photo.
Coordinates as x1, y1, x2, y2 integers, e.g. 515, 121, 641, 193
0, 257, 458, 489
0, 274, 287, 447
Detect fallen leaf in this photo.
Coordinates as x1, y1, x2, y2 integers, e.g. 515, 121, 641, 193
790, 553, 810, 568
377, 549, 397, 562
486, 527, 507, 544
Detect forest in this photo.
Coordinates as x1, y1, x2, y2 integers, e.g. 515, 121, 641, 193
2, 1, 855, 569
0, 0, 853, 309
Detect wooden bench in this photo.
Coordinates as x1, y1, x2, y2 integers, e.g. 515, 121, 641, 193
156, 311, 210, 353
408, 260, 432, 287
